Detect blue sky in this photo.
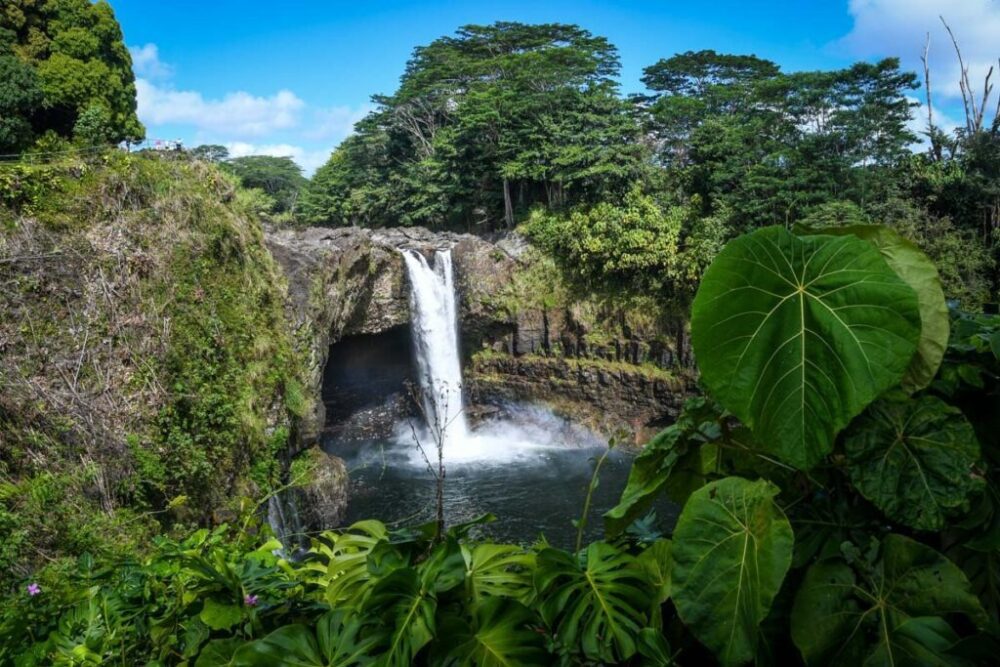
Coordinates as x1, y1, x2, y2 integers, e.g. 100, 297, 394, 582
114, 0, 1000, 173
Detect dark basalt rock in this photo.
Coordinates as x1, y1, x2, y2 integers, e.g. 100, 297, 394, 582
266, 225, 693, 449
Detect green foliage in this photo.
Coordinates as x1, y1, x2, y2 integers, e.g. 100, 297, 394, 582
523, 188, 681, 292
872, 197, 996, 309
534, 542, 651, 662
844, 392, 984, 531
0, 154, 303, 583
791, 534, 986, 665
226, 155, 307, 214
602, 396, 728, 534
799, 224, 950, 392
671, 477, 793, 666
192, 144, 232, 163
0, 46, 42, 152
690, 226, 922, 469
302, 22, 641, 229
0, 0, 144, 148
6, 222, 1000, 665
603, 224, 997, 663
435, 597, 548, 666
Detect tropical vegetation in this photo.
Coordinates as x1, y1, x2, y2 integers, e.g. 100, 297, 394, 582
2, 6, 1000, 666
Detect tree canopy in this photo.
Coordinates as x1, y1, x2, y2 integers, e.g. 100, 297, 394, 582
226, 155, 307, 214
301, 22, 643, 229
0, 0, 143, 152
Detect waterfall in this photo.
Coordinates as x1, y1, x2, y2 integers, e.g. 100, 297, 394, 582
401, 249, 469, 450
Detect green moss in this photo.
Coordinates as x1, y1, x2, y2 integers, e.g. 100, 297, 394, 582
0, 151, 308, 585
470, 349, 678, 383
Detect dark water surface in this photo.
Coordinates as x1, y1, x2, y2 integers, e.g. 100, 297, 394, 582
328, 427, 676, 549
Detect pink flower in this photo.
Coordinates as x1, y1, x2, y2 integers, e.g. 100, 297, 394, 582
243, 594, 258, 607
26, 583, 41, 596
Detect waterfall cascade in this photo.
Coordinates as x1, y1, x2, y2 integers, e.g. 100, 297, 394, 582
401, 249, 469, 449
398, 247, 598, 464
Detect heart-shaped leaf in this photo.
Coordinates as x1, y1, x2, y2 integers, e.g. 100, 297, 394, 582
672, 477, 793, 666
791, 534, 987, 666
844, 392, 984, 531
798, 224, 949, 393
691, 226, 921, 469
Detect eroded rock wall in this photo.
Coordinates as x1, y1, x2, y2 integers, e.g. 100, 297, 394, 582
268, 225, 694, 448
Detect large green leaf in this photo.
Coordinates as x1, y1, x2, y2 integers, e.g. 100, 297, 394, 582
603, 397, 723, 536
844, 392, 984, 531
196, 639, 244, 667
304, 521, 388, 610
461, 543, 535, 606
234, 625, 323, 666
798, 224, 949, 392
419, 538, 466, 594
534, 542, 651, 663
199, 598, 243, 631
671, 477, 793, 666
363, 568, 436, 666
791, 534, 987, 666
432, 597, 549, 666
233, 612, 384, 666
690, 226, 921, 469
636, 539, 672, 606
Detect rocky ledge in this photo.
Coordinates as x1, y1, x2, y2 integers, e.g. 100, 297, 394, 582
265, 225, 694, 449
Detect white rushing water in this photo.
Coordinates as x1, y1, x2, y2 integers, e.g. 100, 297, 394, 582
400, 249, 594, 465
401, 249, 469, 447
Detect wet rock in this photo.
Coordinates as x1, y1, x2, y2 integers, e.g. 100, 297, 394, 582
289, 447, 349, 531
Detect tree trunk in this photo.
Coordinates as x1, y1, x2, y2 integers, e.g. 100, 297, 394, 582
503, 177, 514, 229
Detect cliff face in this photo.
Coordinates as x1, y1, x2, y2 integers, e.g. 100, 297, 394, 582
0, 156, 687, 580
0, 155, 301, 583
266, 225, 694, 446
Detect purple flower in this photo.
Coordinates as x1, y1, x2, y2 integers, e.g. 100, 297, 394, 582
243, 594, 258, 607
26, 583, 41, 596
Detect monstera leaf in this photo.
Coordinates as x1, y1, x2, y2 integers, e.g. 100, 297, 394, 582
844, 392, 984, 531
671, 477, 793, 666
233, 612, 384, 666
791, 534, 987, 666
433, 597, 549, 666
534, 542, 651, 663
363, 569, 436, 666
305, 521, 389, 610
797, 224, 949, 393
691, 226, 921, 469
462, 543, 535, 606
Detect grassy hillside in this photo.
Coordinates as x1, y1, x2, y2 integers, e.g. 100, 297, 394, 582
0, 152, 305, 586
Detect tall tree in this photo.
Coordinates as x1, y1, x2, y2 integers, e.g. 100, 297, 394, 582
226, 155, 307, 214
304, 22, 642, 230
0, 0, 144, 149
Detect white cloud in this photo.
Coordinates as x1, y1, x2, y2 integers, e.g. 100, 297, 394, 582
130, 48, 366, 173
904, 95, 964, 151
224, 142, 333, 175
135, 80, 305, 137
836, 0, 1000, 117
128, 43, 173, 80
307, 104, 375, 141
